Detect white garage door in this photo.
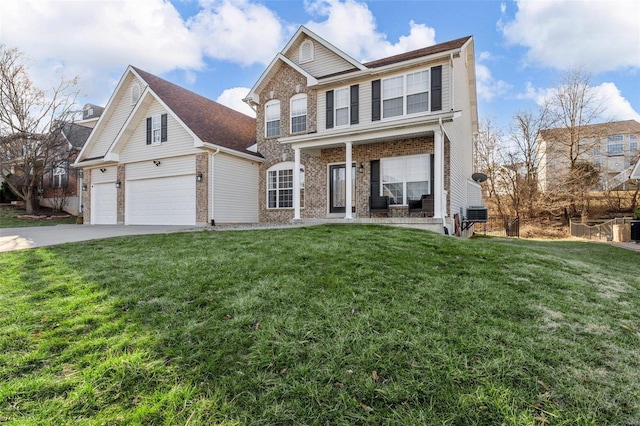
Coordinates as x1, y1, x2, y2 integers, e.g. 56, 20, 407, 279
126, 175, 195, 225
91, 183, 118, 224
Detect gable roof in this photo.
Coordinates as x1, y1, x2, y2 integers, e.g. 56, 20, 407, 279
540, 120, 640, 141
363, 36, 472, 69
61, 123, 93, 149
131, 67, 257, 157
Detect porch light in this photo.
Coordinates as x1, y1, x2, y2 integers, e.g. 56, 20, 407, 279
196, 172, 203, 182
358, 163, 364, 173
82, 183, 88, 191
115, 180, 121, 188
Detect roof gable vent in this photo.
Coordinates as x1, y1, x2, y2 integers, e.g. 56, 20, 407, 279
299, 40, 314, 64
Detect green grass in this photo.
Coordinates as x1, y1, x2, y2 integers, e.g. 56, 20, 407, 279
1, 205, 77, 227
1, 225, 639, 425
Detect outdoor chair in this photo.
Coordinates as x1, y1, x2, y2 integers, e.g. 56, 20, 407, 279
369, 195, 389, 217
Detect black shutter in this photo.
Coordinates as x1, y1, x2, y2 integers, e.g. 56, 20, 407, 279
430, 154, 435, 195
326, 90, 334, 129
146, 117, 152, 145
350, 84, 359, 125
371, 80, 381, 121
370, 160, 380, 198
161, 113, 168, 142
431, 66, 442, 111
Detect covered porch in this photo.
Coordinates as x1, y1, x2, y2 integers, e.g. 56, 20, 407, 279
280, 112, 456, 225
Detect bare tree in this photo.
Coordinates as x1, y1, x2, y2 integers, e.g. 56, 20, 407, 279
475, 116, 507, 217
542, 66, 608, 220
508, 108, 548, 218
0, 44, 79, 213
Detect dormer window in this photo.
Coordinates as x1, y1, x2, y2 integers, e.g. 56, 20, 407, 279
131, 83, 141, 105
299, 40, 314, 64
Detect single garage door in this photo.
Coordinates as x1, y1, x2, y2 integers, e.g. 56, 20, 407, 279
126, 175, 195, 225
91, 183, 117, 224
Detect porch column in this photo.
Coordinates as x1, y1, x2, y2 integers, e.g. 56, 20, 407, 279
293, 147, 301, 220
434, 127, 444, 219
345, 141, 353, 219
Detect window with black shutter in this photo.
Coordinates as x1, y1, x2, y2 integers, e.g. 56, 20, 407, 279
371, 80, 381, 121
350, 84, 359, 125
431, 66, 442, 111
326, 90, 334, 129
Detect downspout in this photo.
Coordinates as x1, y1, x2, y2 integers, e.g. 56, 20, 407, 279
210, 148, 220, 226
449, 53, 454, 111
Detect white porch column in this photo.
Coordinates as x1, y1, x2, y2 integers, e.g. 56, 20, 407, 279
345, 141, 353, 219
293, 147, 301, 220
434, 127, 444, 219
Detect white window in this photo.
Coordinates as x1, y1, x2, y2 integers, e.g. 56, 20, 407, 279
607, 143, 624, 156
406, 70, 429, 114
299, 40, 314, 63
267, 162, 304, 209
382, 69, 430, 119
290, 95, 307, 133
630, 134, 638, 140
382, 76, 404, 118
593, 147, 601, 156
631, 142, 638, 152
334, 87, 350, 127
608, 134, 623, 142
151, 115, 161, 143
265, 100, 281, 137
381, 154, 430, 205
52, 162, 68, 188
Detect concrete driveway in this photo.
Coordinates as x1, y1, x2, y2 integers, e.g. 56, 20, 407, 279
0, 224, 200, 252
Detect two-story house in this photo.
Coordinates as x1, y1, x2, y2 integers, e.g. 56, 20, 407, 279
244, 26, 480, 234
538, 120, 640, 191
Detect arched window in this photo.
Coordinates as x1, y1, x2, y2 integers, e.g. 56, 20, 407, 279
290, 94, 307, 134
265, 100, 281, 138
267, 161, 305, 209
299, 40, 314, 63
131, 83, 141, 105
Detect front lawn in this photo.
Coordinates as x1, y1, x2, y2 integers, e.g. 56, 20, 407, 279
1, 204, 77, 228
1, 225, 638, 425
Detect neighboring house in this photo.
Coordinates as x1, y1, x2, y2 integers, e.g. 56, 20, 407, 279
631, 155, 640, 180
39, 119, 95, 215
538, 120, 640, 191
244, 26, 480, 233
74, 66, 260, 225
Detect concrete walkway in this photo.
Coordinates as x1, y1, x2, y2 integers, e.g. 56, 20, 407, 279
0, 224, 200, 252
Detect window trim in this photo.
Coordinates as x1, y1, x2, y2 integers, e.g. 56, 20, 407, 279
52, 161, 69, 189
299, 40, 314, 63
146, 113, 167, 145
131, 83, 141, 105
266, 162, 304, 210
333, 87, 350, 128
381, 68, 431, 120
606, 142, 624, 156
265, 100, 281, 138
380, 154, 430, 205
290, 94, 307, 134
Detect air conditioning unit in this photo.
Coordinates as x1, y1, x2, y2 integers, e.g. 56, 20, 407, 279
466, 206, 488, 222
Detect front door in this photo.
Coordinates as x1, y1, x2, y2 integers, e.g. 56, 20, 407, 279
329, 164, 355, 213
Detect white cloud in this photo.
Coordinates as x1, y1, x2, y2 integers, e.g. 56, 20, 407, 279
518, 81, 640, 122
303, 0, 436, 62
476, 63, 511, 102
500, 0, 640, 73
216, 87, 256, 117
0, 0, 203, 104
188, 0, 285, 66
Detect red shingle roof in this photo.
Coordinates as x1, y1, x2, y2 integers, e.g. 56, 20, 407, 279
132, 67, 259, 157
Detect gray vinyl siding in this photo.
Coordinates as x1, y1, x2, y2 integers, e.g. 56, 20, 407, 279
125, 155, 195, 181
316, 62, 449, 133
443, 119, 469, 218
86, 75, 141, 158
212, 153, 259, 223
91, 166, 117, 183
286, 36, 356, 78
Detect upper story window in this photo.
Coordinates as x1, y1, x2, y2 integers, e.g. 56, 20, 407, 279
630, 141, 638, 152
334, 88, 350, 127
265, 100, 281, 138
290, 94, 307, 134
608, 134, 623, 142
593, 147, 601, 156
299, 40, 314, 63
607, 142, 624, 156
382, 69, 430, 119
146, 113, 167, 145
630, 134, 638, 140
131, 83, 141, 105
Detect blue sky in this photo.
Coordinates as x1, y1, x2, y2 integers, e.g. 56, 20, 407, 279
1, 0, 638, 132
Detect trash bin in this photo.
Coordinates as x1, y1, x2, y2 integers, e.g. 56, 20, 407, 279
631, 220, 640, 242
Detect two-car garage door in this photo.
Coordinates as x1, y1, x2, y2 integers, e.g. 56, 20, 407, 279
126, 175, 195, 225
125, 156, 196, 225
